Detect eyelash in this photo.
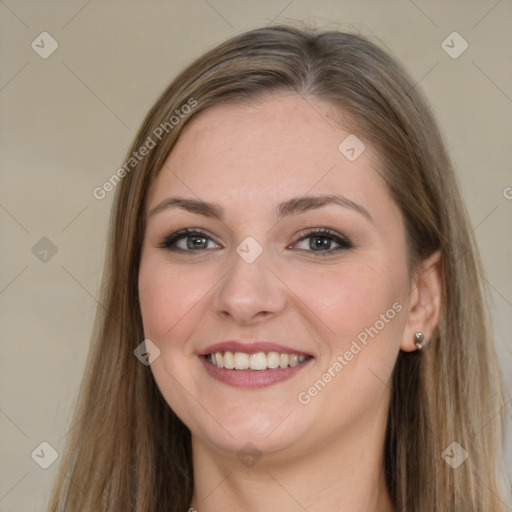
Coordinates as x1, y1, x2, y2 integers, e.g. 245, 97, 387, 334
158, 227, 352, 256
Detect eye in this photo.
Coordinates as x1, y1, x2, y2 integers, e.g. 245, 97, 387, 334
158, 227, 352, 255
158, 228, 221, 252
291, 228, 352, 255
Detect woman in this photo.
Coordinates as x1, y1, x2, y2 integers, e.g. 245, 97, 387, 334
47, 25, 508, 511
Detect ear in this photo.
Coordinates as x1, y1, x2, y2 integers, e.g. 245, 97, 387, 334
400, 250, 442, 352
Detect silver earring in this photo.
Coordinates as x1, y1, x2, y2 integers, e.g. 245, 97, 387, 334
414, 332, 425, 350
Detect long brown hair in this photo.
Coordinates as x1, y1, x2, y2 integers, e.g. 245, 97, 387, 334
47, 24, 508, 511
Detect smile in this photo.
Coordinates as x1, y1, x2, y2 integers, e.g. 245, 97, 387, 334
200, 351, 313, 389
206, 351, 310, 370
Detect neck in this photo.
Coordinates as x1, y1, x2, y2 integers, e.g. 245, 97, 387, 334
189, 403, 395, 512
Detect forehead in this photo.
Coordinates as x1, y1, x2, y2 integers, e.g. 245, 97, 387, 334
148, 93, 392, 220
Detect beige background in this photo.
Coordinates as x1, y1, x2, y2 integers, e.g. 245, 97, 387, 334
1, 1, 511, 510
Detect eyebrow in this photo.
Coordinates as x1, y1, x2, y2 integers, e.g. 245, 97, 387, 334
148, 194, 373, 223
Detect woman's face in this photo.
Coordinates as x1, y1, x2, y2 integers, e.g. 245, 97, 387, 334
138, 93, 412, 460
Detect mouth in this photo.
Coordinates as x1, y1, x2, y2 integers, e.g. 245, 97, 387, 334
205, 351, 311, 370
199, 345, 314, 388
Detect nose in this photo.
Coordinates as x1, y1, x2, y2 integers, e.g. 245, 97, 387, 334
213, 247, 287, 325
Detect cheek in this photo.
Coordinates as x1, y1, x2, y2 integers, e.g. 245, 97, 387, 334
294, 260, 408, 347
138, 257, 214, 345
290, 262, 407, 428
138, 258, 208, 418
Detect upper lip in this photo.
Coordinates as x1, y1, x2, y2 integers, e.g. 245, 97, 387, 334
198, 340, 313, 357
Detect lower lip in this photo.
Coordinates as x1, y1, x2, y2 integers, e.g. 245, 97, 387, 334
199, 356, 312, 388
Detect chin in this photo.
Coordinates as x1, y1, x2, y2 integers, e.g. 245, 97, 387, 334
190, 405, 306, 457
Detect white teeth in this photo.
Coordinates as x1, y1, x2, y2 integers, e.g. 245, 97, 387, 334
233, 352, 249, 370
267, 351, 280, 369
223, 351, 234, 369
249, 352, 267, 370
208, 351, 309, 370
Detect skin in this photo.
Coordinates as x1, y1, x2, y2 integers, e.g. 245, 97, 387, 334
138, 92, 442, 512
